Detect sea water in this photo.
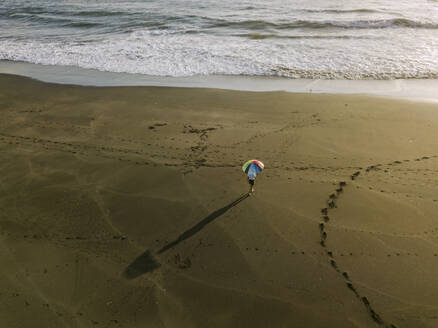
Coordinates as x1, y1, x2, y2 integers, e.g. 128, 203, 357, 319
0, 0, 437, 80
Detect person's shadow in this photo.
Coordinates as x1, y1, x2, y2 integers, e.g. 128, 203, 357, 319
123, 193, 250, 279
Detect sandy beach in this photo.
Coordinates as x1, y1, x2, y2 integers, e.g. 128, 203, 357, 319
1, 73, 438, 328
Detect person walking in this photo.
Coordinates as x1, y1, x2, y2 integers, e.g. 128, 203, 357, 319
242, 160, 264, 194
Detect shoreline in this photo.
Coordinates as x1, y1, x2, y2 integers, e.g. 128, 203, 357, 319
1, 60, 438, 103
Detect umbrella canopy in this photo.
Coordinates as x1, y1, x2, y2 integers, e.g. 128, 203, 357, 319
242, 159, 264, 173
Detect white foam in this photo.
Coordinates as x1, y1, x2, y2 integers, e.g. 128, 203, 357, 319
0, 28, 437, 80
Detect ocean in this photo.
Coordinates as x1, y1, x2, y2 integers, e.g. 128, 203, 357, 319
0, 0, 437, 80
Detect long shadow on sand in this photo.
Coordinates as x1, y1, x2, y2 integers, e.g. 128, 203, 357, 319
124, 193, 249, 279
157, 193, 250, 254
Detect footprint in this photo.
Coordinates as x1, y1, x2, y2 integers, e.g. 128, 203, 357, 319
346, 282, 358, 295
362, 296, 370, 306
369, 310, 383, 324
330, 260, 339, 271
361, 297, 384, 324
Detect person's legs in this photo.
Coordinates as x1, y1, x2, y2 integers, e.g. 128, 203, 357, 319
248, 178, 255, 194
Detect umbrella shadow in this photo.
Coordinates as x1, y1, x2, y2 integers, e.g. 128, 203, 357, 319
123, 250, 160, 279
123, 193, 250, 279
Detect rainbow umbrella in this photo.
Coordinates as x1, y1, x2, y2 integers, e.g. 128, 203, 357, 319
242, 159, 264, 174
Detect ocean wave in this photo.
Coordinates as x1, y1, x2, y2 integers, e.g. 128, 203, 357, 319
1, 10, 204, 32
2, 6, 46, 15
300, 18, 438, 29
3, 8, 127, 18
271, 66, 438, 80
0, 31, 436, 80
3, 9, 436, 33
7, 13, 72, 24
63, 22, 103, 28
71, 10, 128, 17
4, 13, 109, 29
210, 18, 438, 30
302, 8, 385, 14
0, 0, 437, 81
235, 33, 381, 40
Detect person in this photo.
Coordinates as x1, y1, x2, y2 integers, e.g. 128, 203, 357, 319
247, 162, 258, 194
242, 159, 264, 195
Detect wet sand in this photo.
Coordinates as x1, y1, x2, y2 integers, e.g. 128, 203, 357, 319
1, 73, 438, 328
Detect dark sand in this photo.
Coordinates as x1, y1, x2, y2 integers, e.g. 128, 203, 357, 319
1, 74, 438, 327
